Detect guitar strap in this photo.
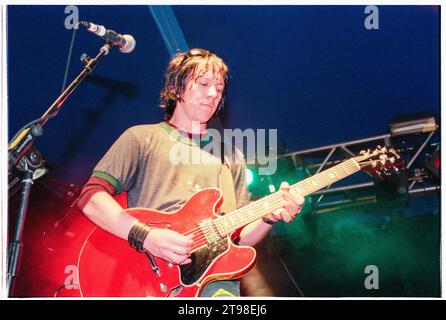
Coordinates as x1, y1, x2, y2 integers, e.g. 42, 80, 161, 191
218, 142, 237, 215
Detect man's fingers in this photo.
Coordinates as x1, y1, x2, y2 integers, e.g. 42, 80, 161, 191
271, 208, 283, 220
267, 182, 306, 224
171, 245, 191, 255
179, 258, 192, 265
272, 208, 292, 223
167, 251, 190, 265
280, 187, 304, 216
280, 181, 290, 190
280, 180, 305, 205
280, 210, 293, 223
169, 231, 193, 247
290, 189, 305, 205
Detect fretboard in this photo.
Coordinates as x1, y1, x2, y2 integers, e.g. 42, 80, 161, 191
212, 158, 361, 237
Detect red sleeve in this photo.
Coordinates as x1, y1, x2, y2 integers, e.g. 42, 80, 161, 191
77, 176, 117, 211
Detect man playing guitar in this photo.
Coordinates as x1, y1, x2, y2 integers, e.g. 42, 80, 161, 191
77, 48, 304, 297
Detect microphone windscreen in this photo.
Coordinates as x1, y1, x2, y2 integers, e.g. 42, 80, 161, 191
119, 34, 136, 54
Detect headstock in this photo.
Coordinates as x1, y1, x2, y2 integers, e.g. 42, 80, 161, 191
354, 146, 403, 177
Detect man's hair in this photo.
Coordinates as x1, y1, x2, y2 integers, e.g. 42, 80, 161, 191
160, 48, 229, 120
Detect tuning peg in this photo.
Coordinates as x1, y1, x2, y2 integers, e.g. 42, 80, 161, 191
389, 157, 395, 163
376, 146, 386, 154
389, 147, 400, 158
379, 155, 388, 164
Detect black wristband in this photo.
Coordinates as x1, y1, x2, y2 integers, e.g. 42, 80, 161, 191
128, 222, 153, 252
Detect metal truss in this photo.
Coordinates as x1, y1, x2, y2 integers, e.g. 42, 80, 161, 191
281, 126, 440, 214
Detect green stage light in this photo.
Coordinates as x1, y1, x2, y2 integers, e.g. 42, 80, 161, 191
245, 168, 255, 186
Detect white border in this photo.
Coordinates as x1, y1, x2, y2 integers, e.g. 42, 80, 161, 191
1, 4, 8, 299
0, 0, 444, 4
441, 3, 445, 302
0, 1, 443, 300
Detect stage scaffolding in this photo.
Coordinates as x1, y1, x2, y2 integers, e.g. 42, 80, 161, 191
279, 116, 440, 214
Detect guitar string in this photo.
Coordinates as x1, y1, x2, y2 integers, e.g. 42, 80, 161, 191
233, 160, 354, 216
182, 160, 361, 248
182, 159, 362, 248
189, 172, 360, 249
186, 179, 342, 250
190, 157, 377, 250
215, 161, 359, 232
219, 162, 357, 232
186, 156, 381, 250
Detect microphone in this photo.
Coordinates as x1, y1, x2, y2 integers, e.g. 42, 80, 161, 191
79, 21, 136, 54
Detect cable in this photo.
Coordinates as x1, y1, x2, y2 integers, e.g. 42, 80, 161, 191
61, 23, 80, 93
8, 111, 57, 147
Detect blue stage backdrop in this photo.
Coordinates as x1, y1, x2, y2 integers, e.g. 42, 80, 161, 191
6, 5, 441, 298
7, 5, 439, 186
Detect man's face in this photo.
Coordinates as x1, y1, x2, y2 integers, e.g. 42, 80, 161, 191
177, 69, 225, 124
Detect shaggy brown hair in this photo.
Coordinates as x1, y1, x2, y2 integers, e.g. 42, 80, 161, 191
160, 48, 229, 120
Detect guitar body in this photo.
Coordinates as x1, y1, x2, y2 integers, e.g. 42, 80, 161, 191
77, 188, 257, 297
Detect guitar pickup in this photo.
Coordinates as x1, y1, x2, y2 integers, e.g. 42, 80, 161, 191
198, 219, 222, 244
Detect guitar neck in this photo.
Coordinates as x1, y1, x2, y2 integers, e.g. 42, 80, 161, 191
213, 158, 361, 237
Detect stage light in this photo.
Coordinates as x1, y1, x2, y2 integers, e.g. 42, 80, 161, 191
426, 149, 440, 178
245, 167, 255, 186
389, 116, 436, 137
33, 167, 49, 181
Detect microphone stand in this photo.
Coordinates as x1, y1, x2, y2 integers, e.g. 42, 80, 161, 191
7, 42, 113, 297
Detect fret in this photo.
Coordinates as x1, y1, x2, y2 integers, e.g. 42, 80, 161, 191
327, 171, 336, 179
214, 157, 362, 238
292, 186, 303, 194
212, 218, 225, 237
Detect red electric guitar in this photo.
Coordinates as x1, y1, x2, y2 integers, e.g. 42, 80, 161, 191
77, 146, 400, 297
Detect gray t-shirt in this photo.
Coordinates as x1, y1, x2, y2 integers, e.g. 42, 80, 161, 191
93, 122, 250, 212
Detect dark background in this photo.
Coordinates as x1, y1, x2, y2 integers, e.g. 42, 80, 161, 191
7, 5, 440, 297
